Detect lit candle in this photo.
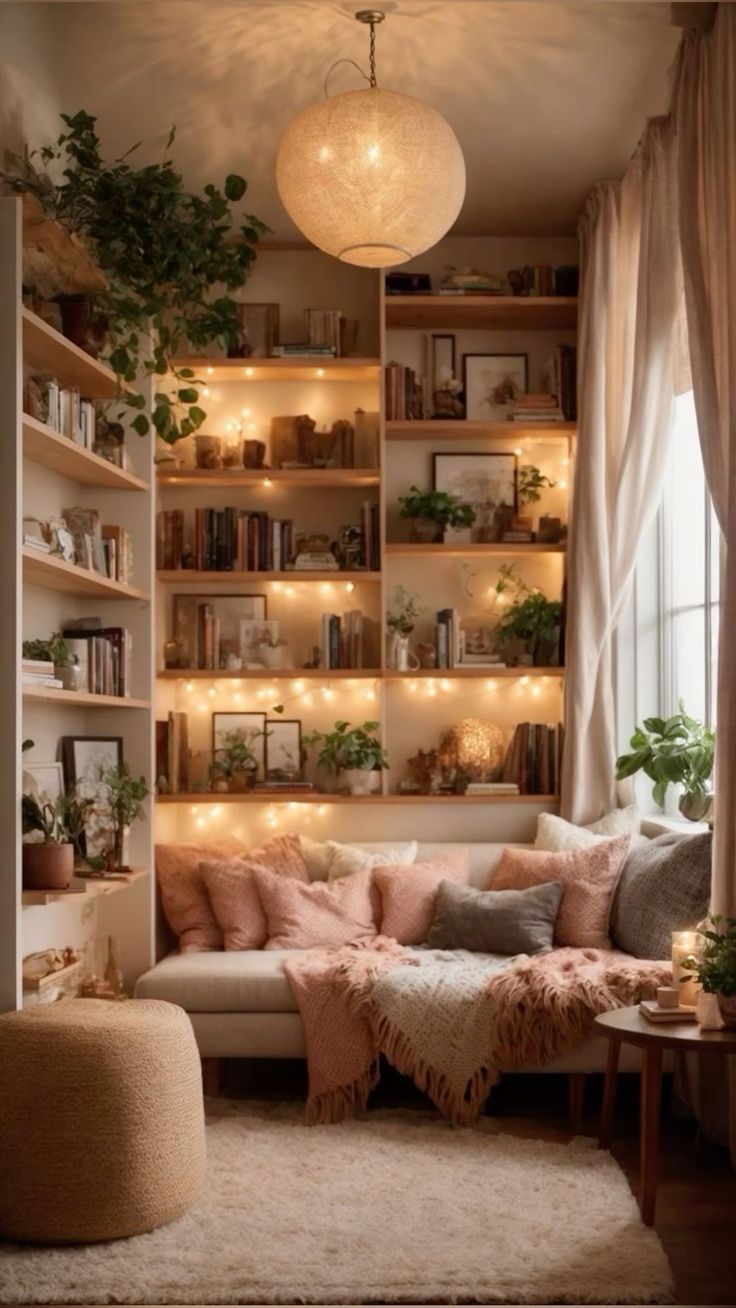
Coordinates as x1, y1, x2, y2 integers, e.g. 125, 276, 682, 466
671, 929, 703, 1007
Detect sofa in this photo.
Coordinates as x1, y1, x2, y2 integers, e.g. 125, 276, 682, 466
134, 840, 648, 1077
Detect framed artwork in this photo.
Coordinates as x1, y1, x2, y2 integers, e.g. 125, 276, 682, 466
22, 761, 64, 808
463, 353, 528, 421
239, 618, 280, 666
430, 334, 456, 387
212, 712, 267, 781
174, 593, 266, 669
265, 719, 302, 783
434, 451, 518, 517
61, 736, 123, 857
235, 303, 279, 358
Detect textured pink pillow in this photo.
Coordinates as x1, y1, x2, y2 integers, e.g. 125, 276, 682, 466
492, 835, 631, 949
253, 865, 378, 950
156, 839, 249, 952
201, 835, 310, 950
374, 850, 470, 945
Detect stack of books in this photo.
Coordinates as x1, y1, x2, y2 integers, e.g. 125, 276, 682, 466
270, 344, 336, 358
438, 270, 504, 296
320, 610, 364, 669
62, 618, 132, 697
22, 658, 62, 690
465, 782, 520, 796
510, 393, 565, 423
639, 1000, 696, 1025
502, 722, 563, 795
384, 362, 422, 420
305, 309, 343, 356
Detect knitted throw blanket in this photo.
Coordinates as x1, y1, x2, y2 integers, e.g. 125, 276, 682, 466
284, 945, 671, 1125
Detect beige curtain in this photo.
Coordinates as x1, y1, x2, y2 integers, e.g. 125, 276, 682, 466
675, 4, 736, 917
561, 117, 682, 823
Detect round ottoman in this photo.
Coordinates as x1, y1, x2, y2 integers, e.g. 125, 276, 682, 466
0, 999, 206, 1243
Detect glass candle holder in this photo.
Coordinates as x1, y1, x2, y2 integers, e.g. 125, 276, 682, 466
221, 436, 242, 468
671, 929, 703, 1007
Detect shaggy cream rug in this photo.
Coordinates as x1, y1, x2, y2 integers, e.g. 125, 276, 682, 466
0, 1100, 673, 1305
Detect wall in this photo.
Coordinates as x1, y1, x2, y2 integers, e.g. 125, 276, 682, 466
0, 5, 61, 152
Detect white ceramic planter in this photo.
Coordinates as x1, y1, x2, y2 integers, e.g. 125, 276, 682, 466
341, 767, 382, 796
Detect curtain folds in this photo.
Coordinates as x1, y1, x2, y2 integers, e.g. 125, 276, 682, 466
561, 117, 682, 824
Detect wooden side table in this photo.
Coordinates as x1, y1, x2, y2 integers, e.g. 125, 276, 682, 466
594, 1007, 736, 1226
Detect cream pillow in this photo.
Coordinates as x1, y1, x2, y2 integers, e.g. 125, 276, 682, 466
535, 805, 640, 853
325, 840, 418, 882
299, 836, 417, 881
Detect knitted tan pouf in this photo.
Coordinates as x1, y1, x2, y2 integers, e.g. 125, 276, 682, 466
0, 998, 206, 1243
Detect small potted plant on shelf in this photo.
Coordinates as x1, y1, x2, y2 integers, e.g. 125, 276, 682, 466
210, 730, 262, 794
386, 585, 424, 670
22, 788, 93, 890
303, 720, 389, 796
615, 705, 715, 820
102, 763, 149, 871
493, 570, 562, 666
22, 633, 82, 691
517, 465, 556, 506
398, 487, 476, 544
683, 916, 736, 1029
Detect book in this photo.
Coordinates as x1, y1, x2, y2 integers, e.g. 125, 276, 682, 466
639, 1000, 696, 1024
465, 782, 520, 795
22, 675, 63, 688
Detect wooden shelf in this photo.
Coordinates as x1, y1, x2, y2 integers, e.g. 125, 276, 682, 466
23, 687, 150, 708
156, 569, 381, 584
157, 668, 382, 681
385, 295, 578, 331
23, 415, 149, 491
23, 548, 150, 601
156, 793, 558, 806
157, 468, 380, 488
385, 542, 566, 557
387, 668, 563, 679
21, 867, 148, 906
385, 420, 575, 441
169, 356, 381, 383
22, 308, 118, 397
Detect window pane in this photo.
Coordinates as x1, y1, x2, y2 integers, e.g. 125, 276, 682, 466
670, 608, 706, 723
669, 392, 705, 609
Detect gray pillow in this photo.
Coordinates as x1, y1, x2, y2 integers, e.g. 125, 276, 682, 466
425, 879, 563, 954
610, 831, 712, 959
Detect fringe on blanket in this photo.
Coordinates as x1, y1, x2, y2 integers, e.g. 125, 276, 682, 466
306, 1058, 381, 1125
372, 1010, 500, 1127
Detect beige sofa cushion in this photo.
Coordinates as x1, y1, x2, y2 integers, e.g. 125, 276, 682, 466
135, 950, 298, 1013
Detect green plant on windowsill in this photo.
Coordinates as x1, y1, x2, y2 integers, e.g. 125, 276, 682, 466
683, 916, 736, 1028
615, 704, 714, 818
3, 110, 268, 444
398, 487, 476, 543
303, 720, 388, 796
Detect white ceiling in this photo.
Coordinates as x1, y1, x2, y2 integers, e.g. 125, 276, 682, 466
16, 1, 681, 235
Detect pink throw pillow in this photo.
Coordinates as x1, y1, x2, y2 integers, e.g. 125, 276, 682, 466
374, 850, 470, 945
492, 835, 631, 949
156, 839, 249, 952
253, 865, 378, 950
202, 835, 310, 950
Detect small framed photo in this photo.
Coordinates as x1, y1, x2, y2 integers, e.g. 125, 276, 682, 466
463, 353, 528, 421
212, 712, 267, 781
240, 619, 279, 667
434, 451, 518, 517
61, 736, 123, 858
173, 593, 267, 669
265, 719, 302, 783
22, 761, 64, 808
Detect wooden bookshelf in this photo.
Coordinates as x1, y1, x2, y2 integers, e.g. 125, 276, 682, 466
157, 468, 380, 488
21, 867, 149, 906
385, 295, 578, 331
169, 356, 381, 383
157, 668, 382, 681
22, 687, 150, 708
386, 668, 563, 680
23, 415, 149, 491
156, 569, 381, 584
23, 547, 150, 600
385, 542, 566, 557
385, 419, 575, 441
156, 793, 558, 806
22, 308, 118, 397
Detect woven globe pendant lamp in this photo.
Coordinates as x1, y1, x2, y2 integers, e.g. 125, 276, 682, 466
276, 11, 466, 268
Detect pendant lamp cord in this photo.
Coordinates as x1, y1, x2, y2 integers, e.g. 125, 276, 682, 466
323, 13, 380, 97
368, 18, 377, 87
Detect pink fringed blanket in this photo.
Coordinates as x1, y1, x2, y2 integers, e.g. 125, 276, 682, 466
285, 945, 670, 1125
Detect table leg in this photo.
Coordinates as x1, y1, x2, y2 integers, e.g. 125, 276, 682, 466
598, 1039, 620, 1149
640, 1043, 663, 1226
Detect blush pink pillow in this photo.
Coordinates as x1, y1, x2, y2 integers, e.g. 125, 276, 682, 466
201, 835, 309, 950
492, 835, 631, 949
253, 865, 377, 950
156, 839, 249, 952
374, 850, 470, 945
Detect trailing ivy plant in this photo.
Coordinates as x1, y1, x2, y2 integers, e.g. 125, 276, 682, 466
3, 110, 268, 442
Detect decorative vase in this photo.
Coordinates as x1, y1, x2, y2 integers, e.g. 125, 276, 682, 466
55, 663, 83, 691
679, 790, 714, 823
259, 645, 284, 669
409, 517, 444, 544
717, 993, 736, 1029
243, 440, 266, 469
341, 767, 382, 797
58, 295, 103, 357
388, 633, 420, 671
22, 842, 74, 890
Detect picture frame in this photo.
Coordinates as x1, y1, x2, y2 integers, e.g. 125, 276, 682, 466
430, 333, 456, 387
239, 619, 280, 667
61, 736, 123, 857
22, 761, 64, 808
212, 712, 267, 782
265, 719, 302, 783
434, 451, 518, 520
463, 353, 528, 421
173, 593, 267, 669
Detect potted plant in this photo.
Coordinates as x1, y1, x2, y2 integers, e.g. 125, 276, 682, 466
517, 465, 556, 506
386, 585, 424, 669
615, 705, 715, 819
22, 633, 82, 691
21, 789, 93, 890
210, 730, 262, 794
398, 487, 476, 544
683, 916, 736, 1029
255, 635, 288, 670
495, 586, 562, 665
303, 720, 389, 796
103, 763, 149, 870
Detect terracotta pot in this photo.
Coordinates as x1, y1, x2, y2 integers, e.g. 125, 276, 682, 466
22, 842, 74, 890
717, 993, 736, 1029
409, 518, 444, 545
228, 767, 256, 793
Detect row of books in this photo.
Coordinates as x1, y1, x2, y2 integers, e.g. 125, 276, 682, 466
156, 712, 189, 794
22, 658, 62, 689
511, 265, 577, 297
384, 362, 423, 421
435, 609, 507, 670
305, 308, 343, 356
157, 509, 296, 573
33, 379, 96, 448
63, 509, 133, 584
502, 722, 563, 795
62, 619, 133, 697
552, 344, 577, 422
319, 610, 365, 669
361, 500, 381, 572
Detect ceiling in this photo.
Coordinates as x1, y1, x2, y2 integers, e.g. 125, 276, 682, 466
9, 1, 681, 236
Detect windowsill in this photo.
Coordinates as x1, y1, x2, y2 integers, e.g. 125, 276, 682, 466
640, 815, 710, 838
